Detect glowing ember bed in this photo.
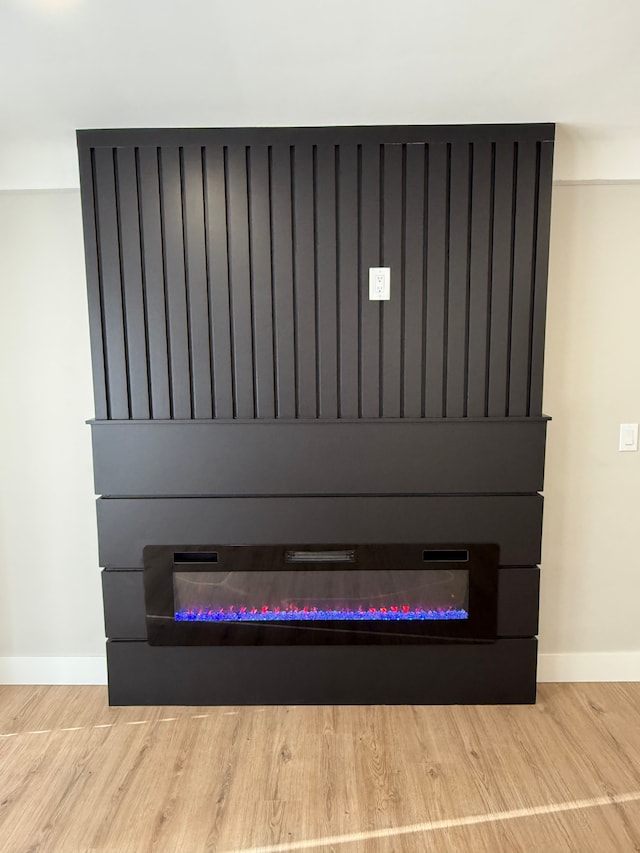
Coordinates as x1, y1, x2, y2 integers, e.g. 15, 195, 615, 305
175, 606, 469, 622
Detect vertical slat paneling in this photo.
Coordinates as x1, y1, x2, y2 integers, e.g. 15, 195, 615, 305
466, 142, 494, 417
93, 147, 129, 419
359, 144, 381, 417
226, 146, 255, 418
529, 141, 554, 416
270, 145, 297, 418
446, 143, 471, 417
203, 146, 234, 418
247, 145, 276, 419
508, 141, 538, 416
292, 145, 318, 418
315, 145, 339, 418
158, 147, 191, 418
182, 146, 213, 419
487, 142, 516, 417
337, 145, 359, 418
136, 147, 171, 419
114, 148, 150, 419
82, 128, 553, 423
381, 144, 403, 417
424, 143, 448, 418
402, 144, 426, 418
78, 147, 108, 419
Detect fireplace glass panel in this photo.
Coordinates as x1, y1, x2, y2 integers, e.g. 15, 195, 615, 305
173, 569, 469, 622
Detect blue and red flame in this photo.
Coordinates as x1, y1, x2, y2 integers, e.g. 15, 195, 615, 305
175, 604, 468, 622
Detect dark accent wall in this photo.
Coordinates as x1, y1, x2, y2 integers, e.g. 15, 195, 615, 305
78, 125, 554, 422
78, 124, 554, 705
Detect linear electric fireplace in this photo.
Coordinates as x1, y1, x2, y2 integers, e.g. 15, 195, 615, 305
144, 544, 498, 644
78, 123, 553, 705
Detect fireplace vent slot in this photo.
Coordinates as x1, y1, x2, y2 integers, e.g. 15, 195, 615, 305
423, 549, 469, 562
286, 550, 356, 563
173, 552, 219, 564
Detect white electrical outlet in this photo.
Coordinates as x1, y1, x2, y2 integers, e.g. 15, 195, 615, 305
369, 267, 390, 301
619, 423, 638, 451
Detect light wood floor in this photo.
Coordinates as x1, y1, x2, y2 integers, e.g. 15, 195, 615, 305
1, 684, 640, 853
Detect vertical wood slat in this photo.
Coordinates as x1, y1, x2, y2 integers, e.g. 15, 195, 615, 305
247, 145, 276, 419
508, 141, 538, 416
158, 147, 191, 418
424, 143, 448, 418
402, 144, 426, 418
381, 144, 403, 417
93, 147, 130, 419
136, 147, 171, 419
337, 145, 359, 418
78, 147, 108, 419
292, 145, 318, 418
487, 142, 516, 417
203, 146, 234, 419
359, 144, 381, 417
315, 145, 339, 419
226, 146, 255, 418
114, 148, 150, 420
270, 146, 297, 418
529, 141, 554, 417
466, 142, 494, 417
181, 146, 213, 419
446, 143, 472, 418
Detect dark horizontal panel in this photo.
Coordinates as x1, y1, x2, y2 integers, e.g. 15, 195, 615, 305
97, 494, 543, 569
78, 125, 555, 151
106, 638, 538, 705
91, 419, 548, 496
102, 570, 146, 640
497, 567, 540, 637
103, 566, 539, 641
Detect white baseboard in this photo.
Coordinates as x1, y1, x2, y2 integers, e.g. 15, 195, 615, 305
0, 653, 638, 687
537, 652, 640, 682
0, 656, 107, 685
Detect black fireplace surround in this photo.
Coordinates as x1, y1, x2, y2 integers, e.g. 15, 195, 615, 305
78, 123, 554, 704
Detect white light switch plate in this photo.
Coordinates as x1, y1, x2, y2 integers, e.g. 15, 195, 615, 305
619, 423, 638, 451
369, 267, 390, 301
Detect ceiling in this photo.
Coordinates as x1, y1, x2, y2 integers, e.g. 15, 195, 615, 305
2, 0, 640, 188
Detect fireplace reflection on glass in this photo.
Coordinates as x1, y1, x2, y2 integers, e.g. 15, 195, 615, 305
173, 569, 469, 623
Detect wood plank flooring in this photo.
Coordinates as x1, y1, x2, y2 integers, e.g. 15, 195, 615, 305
0, 683, 639, 852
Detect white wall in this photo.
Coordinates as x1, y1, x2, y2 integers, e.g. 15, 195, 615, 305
3, 0, 640, 189
0, 183, 639, 682
538, 182, 640, 680
0, 190, 105, 682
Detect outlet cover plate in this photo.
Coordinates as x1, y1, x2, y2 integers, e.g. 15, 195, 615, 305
369, 267, 390, 301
